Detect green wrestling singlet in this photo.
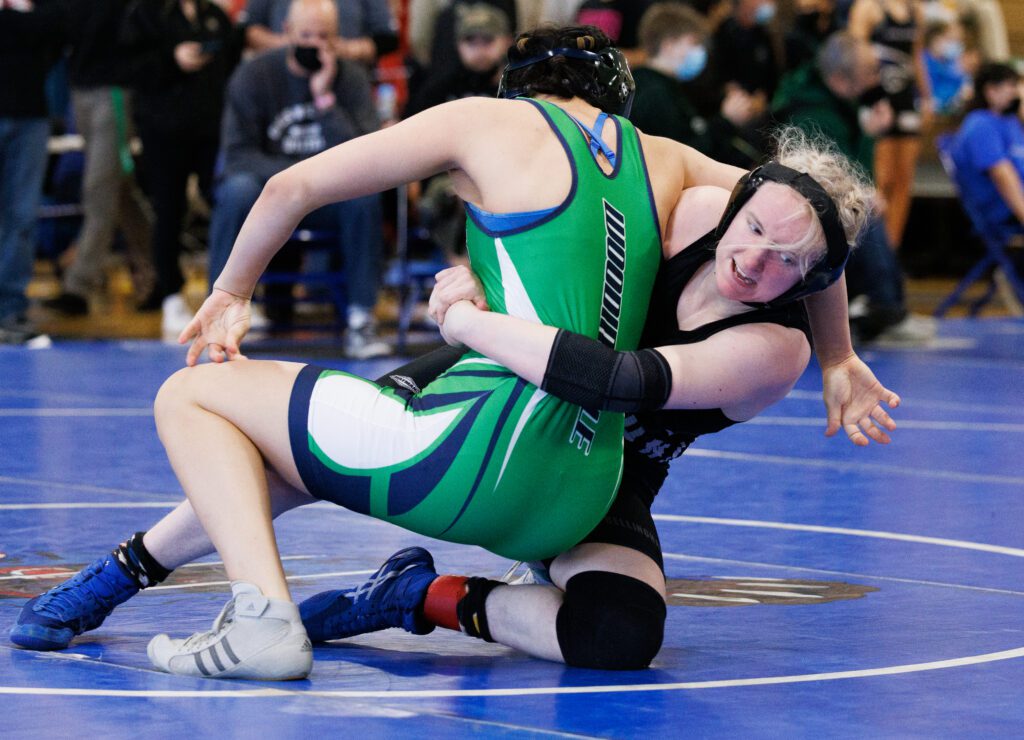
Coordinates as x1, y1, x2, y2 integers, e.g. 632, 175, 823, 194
289, 98, 662, 561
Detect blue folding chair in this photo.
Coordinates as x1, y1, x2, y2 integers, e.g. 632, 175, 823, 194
256, 228, 347, 330
934, 133, 1024, 317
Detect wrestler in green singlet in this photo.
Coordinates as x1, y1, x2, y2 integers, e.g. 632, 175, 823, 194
291, 99, 661, 561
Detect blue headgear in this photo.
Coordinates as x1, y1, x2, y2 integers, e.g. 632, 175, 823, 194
497, 45, 636, 116
713, 161, 851, 308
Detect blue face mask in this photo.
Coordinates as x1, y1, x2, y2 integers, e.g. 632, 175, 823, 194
755, 2, 776, 24
675, 45, 708, 81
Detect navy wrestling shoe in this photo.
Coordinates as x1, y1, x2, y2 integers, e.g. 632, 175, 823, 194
299, 547, 438, 642
9, 554, 139, 650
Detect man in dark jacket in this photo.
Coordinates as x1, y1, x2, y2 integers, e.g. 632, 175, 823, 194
208, 0, 389, 358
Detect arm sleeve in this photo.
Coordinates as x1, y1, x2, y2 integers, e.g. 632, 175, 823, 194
542, 330, 673, 413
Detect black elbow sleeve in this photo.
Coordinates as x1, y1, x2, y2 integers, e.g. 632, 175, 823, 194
541, 330, 672, 413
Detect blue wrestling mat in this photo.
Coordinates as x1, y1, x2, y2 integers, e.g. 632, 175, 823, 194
1, 320, 1023, 737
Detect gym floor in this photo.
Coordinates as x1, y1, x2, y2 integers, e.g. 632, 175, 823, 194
1, 317, 1022, 737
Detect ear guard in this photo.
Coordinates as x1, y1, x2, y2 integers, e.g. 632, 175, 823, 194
713, 161, 851, 308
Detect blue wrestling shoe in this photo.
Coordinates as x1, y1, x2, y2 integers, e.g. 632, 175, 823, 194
299, 547, 438, 642
9, 554, 139, 650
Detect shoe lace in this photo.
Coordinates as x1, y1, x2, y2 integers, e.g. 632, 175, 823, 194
37, 562, 119, 621
181, 598, 236, 650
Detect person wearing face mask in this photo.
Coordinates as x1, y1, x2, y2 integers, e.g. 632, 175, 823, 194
947, 64, 1024, 256
405, 4, 513, 118
630, 2, 760, 168
922, 20, 970, 115
207, 0, 390, 358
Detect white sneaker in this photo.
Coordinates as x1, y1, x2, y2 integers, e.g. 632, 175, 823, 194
160, 293, 194, 344
248, 302, 271, 331
147, 582, 312, 681
344, 308, 392, 360
869, 314, 938, 347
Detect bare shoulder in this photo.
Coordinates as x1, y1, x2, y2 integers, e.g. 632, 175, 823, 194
664, 186, 731, 257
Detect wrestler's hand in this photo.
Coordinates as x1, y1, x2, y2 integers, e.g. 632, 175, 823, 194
821, 353, 900, 446
428, 265, 488, 327
178, 288, 251, 367
438, 299, 476, 347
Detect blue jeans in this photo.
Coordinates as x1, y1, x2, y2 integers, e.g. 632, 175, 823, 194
208, 172, 382, 311
846, 215, 908, 336
0, 117, 49, 321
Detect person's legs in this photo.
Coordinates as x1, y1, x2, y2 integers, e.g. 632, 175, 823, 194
10, 465, 316, 651
140, 128, 190, 302
61, 88, 125, 300
334, 194, 383, 313
0, 117, 49, 324
207, 172, 262, 288
153, 359, 308, 600
875, 135, 920, 250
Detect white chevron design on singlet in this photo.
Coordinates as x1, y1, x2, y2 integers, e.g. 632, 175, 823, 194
307, 374, 462, 470
495, 238, 541, 324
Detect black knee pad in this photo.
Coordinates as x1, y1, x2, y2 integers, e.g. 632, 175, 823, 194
555, 571, 666, 670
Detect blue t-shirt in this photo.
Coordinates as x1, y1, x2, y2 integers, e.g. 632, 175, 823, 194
951, 109, 1024, 237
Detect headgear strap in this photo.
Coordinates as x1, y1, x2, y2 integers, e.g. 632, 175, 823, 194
714, 161, 850, 308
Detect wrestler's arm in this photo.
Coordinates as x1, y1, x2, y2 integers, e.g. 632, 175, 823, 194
180, 97, 492, 365
212, 99, 482, 299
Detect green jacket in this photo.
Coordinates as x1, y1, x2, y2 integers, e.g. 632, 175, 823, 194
771, 64, 875, 176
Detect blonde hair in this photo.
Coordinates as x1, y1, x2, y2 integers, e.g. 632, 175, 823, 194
726, 127, 874, 279
772, 125, 875, 250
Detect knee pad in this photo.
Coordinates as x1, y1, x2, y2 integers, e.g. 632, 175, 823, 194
556, 571, 666, 670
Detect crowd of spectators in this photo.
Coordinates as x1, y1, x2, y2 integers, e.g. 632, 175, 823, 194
0, 0, 1018, 349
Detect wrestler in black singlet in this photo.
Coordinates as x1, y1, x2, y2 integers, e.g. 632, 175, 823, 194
379, 230, 812, 570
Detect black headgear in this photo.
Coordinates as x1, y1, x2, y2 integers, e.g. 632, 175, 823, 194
713, 161, 850, 308
497, 46, 636, 116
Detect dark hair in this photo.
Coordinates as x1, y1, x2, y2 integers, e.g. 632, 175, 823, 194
972, 62, 1019, 110
922, 20, 952, 49
503, 26, 616, 108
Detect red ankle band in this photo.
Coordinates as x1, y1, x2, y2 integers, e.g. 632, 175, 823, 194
422, 575, 468, 632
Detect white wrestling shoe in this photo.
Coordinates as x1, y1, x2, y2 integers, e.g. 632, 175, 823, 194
147, 581, 312, 680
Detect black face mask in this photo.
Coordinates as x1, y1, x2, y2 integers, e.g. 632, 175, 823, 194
1002, 97, 1022, 116
294, 45, 322, 73
858, 84, 887, 107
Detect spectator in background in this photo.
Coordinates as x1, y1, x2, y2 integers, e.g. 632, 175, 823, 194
923, 19, 971, 114
847, 0, 931, 251
406, 4, 512, 261
242, 0, 398, 63
948, 64, 1024, 248
784, 0, 838, 73
209, 0, 390, 358
0, 0, 60, 346
631, 2, 760, 168
43, 0, 156, 318
406, 4, 511, 117
773, 31, 935, 344
575, 0, 654, 61
123, 0, 242, 339
712, 0, 783, 105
